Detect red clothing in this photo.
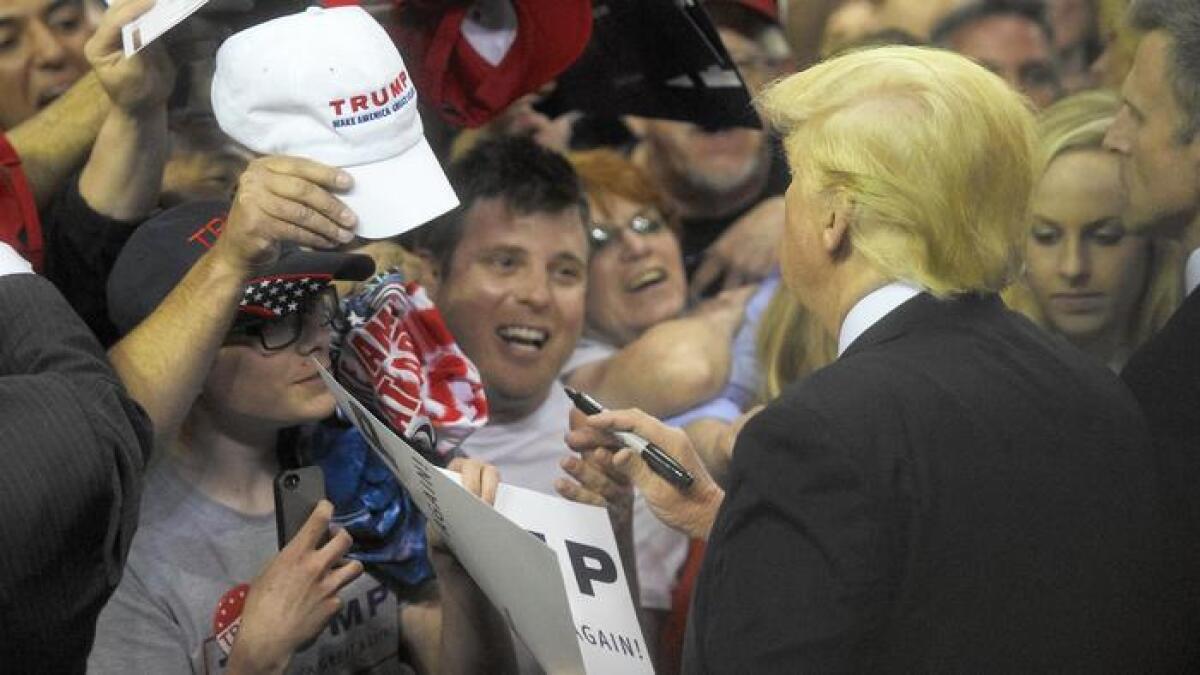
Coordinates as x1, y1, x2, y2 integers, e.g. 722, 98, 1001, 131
0, 134, 43, 270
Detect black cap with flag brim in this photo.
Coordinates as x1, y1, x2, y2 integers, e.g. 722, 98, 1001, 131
108, 200, 374, 336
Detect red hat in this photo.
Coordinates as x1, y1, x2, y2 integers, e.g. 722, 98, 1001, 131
713, 0, 779, 23
388, 0, 592, 128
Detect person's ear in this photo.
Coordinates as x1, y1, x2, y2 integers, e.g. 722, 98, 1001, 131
413, 248, 441, 297
821, 193, 853, 259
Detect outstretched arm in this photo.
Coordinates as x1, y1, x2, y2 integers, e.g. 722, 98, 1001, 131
565, 286, 753, 417
5, 73, 108, 209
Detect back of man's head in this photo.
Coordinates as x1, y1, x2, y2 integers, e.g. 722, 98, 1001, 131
408, 136, 586, 277
758, 45, 1037, 295
1129, 0, 1200, 140
931, 0, 1055, 47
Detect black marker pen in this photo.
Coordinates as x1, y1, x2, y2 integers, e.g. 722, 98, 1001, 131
564, 386, 695, 491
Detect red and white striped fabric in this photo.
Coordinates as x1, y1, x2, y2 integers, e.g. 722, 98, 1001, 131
337, 274, 488, 458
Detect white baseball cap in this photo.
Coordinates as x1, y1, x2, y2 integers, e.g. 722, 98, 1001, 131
211, 6, 458, 239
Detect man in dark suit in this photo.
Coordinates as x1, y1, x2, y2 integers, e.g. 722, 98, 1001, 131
0, 241, 153, 669
567, 45, 1170, 671
1103, 0, 1200, 663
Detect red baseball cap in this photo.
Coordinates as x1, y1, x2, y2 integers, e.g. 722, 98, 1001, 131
388, 0, 592, 128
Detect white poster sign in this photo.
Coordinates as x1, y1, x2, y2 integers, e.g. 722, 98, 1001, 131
318, 366, 652, 673
318, 366, 585, 674
488, 481, 655, 673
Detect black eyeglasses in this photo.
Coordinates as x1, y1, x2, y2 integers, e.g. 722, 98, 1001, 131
228, 286, 346, 352
588, 213, 667, 250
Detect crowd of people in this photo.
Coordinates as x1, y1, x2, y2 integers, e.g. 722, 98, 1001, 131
1, 0, 1199, 672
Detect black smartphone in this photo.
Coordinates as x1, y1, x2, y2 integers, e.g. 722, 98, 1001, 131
273, 465, 327, 550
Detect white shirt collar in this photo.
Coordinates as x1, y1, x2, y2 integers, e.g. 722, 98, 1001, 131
837, 281, 923, 356
1186, 247, 1200, 297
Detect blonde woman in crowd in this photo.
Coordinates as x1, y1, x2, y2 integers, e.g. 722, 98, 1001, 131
755, 288, 837, 402
1006, 89, 1181, 371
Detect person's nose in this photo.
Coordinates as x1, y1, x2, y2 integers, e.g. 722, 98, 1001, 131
295, 312, 333, 356
513, 267, 552, 311
618, 227, 652, 260
28, 21, 69, 69
1057, 235, 1090, 285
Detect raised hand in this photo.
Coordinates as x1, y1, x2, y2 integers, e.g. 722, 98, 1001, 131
214, 156, 359, 274
228, 501, 363, 674
84, 0, 176, 114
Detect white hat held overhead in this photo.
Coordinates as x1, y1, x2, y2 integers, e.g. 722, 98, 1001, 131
211, 6, 459, 239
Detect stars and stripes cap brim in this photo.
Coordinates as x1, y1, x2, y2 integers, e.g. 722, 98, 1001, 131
237, 250, 376, 319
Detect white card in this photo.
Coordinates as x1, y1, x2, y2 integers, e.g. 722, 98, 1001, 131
121, 0, 212, 56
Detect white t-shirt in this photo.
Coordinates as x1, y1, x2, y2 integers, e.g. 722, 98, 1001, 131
460, 386, 688, 610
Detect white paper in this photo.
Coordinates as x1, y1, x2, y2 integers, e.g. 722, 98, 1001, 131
486, 480, 655, 673
317, 365, 586, 674
121, 0, 212, 56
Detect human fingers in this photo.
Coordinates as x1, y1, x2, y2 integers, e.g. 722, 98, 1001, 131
321, 558, 364, 595
560, 456, 608, 498
451, 457, 483, 499
608, 447, 646, 484
554, 477, 605, 507
562, 453, 628, 504
480, 463, 501, 506
581, 408, 690, 456
260, 155, 354, 193
254, 190, 354, 247
313, 525, 354, 570
262, 170, 357, 230
290, 500, 334, 551
565, 409, 625, 453
87, 0, 157, 58
585, 448, 630, 486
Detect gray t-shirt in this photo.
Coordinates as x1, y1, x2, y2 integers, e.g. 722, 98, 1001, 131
88, 455, 409, 674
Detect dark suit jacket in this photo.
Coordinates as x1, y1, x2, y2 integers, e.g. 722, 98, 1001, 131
684, 293, 1168, 673
0, 274, 153, 672
1122, 288, 1200, 665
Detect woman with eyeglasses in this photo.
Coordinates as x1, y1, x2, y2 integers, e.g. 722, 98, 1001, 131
563, 150, 772, 471
90, 202, 513, 674
560, 150, 777, 668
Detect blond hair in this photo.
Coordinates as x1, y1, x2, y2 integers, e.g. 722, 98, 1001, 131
1004, 89, 1182, 353
757, 46, 1038, 295
756, 289, 837, 402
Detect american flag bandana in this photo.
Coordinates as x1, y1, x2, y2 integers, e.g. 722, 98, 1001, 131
238, 274, 333, 319
335, 271, 488, 461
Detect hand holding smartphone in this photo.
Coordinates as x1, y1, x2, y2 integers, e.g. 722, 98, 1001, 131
274, 466, 329, 550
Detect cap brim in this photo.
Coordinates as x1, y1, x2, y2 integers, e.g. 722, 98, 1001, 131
265, 249, 376, 281
340, 138, 459, 240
